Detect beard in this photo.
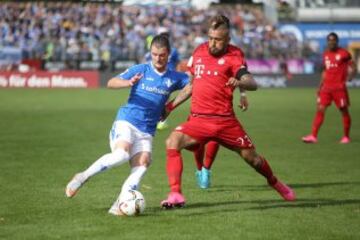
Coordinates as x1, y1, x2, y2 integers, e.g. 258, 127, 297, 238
209, 47, 224, 57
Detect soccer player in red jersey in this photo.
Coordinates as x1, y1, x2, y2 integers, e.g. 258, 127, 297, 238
302, 32, 356, 144
160, 15, 296, 208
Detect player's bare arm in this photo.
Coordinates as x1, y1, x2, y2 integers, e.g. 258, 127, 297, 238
239, 88, 248, 111
226, 74, 257, 91
107, 73, 143, 88
172, 73, 193, 107
161, 75, 193, 120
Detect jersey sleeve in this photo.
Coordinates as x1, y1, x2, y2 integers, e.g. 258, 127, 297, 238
231, 51, 248, 76
172, 72, 189, 91
178, 72, 190, 89
187, 56, 194, 75
187, 45, 202, 75
116, 64, 145, 80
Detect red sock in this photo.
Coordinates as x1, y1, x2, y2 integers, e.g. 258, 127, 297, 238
204, 141, 219, 169
312, 111, 325, 137
256, 157, 277, 186
166, 149, 183, 193
193, 145, 205, 171
342, 110, 351, 137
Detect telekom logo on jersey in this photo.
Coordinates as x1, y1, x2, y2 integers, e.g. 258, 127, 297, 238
194, 64, 219, 79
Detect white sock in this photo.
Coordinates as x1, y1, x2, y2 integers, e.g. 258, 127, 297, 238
82, 148, 130, 179
119, 166, 147, 200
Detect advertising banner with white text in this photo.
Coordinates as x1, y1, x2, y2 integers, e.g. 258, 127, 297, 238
0, 71, 99, 88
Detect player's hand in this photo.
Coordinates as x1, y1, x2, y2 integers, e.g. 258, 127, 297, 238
129, 73, 143, 86
239, 96, 248, 111
226, 77, 241, 87
160, 100, 175, 121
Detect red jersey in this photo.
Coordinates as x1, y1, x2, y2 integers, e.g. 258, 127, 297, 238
322, 47, 352, 91
187, 43, 247, 116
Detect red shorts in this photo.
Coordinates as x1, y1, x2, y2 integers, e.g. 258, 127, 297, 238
317, 89, 350, 108
175, 115, 254, 149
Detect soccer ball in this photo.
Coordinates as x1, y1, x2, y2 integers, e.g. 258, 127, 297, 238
118, 190, 146, 216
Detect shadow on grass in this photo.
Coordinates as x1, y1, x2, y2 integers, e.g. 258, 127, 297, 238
96, 181, 360, 217
210, 181, 360, 192
245, 198, 360, 210
144, 198, 360, 217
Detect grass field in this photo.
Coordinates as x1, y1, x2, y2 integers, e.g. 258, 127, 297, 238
0, 88, 359, 240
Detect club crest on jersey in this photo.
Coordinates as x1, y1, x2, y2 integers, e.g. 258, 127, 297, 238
218, 58, 225, 65
164, 78, 173, 88
196, 58, 202, 63
335, 54, 341, 61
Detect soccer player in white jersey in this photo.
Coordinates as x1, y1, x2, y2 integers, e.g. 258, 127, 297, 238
65, 34, 190, 216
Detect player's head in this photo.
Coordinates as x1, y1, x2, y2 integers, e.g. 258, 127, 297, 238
157, 27, 170, 39
207, 15, 230, 57
326, 32, 339, 51
150, 34, 170, 72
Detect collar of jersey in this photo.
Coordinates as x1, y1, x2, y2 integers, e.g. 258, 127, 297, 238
150, 62, 168, 76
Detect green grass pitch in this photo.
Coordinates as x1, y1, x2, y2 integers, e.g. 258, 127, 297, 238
0, 88, 359, 240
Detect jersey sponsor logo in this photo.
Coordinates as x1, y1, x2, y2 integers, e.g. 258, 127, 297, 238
195, 64, 218, 78
141, 83, 170, 95
146, 77, 154, 81
194, 64, 205, 78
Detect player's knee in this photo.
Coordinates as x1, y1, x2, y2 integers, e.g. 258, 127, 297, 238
165, 134, 180, 150
131, 152, 151, 167
317, 104, 326, 112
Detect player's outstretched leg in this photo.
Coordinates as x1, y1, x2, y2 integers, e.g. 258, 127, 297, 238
65, 149, 130, 198
65, 173, 87, 198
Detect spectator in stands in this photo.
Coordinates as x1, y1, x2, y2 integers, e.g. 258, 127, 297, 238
0, 2, 309, 71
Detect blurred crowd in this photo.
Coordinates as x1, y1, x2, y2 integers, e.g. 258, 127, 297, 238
0, 2, 317, 69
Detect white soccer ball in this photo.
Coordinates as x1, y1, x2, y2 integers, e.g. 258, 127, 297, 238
118, 190, 146, 216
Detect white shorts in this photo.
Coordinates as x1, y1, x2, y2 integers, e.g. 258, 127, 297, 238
109, 120, 153, 158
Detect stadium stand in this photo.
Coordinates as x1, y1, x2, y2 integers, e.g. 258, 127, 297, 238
0, 2, 304, 71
